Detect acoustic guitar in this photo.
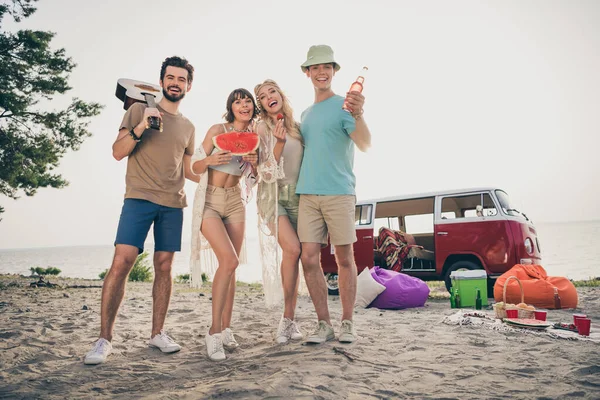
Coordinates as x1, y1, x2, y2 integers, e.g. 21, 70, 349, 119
115, 78, 163, 130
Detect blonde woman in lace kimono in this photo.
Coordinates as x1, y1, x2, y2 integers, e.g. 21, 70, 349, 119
254, 80, 304, 344
190, 88, 259, 361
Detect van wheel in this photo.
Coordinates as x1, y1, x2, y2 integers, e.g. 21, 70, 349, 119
444, 261, 481, 292
325, 273, 339, 296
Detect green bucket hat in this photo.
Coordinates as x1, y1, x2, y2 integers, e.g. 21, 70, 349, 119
300, 45, 341, 72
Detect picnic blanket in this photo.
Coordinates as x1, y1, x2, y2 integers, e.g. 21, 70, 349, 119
442, 310, 600, 342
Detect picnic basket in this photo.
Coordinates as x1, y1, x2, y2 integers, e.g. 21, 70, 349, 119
494, 276, 535, 319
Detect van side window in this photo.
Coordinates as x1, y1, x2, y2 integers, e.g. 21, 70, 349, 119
441, 193, 498, 219
374, 217, 400, 232
404, 213, 434, 234
355, 204, 373, 226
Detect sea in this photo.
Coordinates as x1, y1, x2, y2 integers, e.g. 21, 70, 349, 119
0, 221, 598, 282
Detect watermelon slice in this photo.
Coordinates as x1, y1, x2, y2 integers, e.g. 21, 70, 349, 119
213, 131, 260, 156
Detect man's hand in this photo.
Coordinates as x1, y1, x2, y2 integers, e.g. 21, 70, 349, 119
344, 91, 365, 119
136, 107, 163, 132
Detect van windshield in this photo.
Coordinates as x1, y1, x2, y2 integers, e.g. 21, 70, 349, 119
495, 190, 525, 219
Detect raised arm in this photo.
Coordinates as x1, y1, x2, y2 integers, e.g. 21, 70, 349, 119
345, 91, 371, 153
112, 106, 162, 161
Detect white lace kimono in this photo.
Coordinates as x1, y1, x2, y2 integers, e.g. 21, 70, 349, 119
189, 145, 254, 288
256, 121, 308, 307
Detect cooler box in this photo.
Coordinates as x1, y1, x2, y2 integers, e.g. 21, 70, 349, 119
450, 270, 488, 307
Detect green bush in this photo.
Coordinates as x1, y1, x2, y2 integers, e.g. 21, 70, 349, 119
98, 252, 153, 282
30, 266, 61, 276
201, 272, 209, 283
175, 274, 190, 284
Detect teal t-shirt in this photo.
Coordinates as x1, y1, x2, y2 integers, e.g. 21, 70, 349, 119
296, 95, 357, 195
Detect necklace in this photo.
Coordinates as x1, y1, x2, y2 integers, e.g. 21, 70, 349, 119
229, 123, 251, 132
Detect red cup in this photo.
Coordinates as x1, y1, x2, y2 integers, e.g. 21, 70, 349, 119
577, 318, 591, 336
573, 314, 587, 328
534, 310, 547, 321
506, 309, 518, 318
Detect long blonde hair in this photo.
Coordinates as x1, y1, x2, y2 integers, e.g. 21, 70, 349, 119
254, 79, 303, 143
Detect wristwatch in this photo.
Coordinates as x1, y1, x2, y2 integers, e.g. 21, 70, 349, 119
129, 128, 141, 142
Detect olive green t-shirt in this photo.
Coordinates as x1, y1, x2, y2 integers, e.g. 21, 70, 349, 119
119, 102, 195, 208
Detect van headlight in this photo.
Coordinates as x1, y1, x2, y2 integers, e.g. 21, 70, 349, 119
524, 238, 534, 255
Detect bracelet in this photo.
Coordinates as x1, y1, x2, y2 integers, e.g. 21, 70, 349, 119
352, 109, 364, 120
129, 128, 141, 142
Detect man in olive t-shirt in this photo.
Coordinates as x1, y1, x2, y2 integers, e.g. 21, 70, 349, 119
84, 56, 198, 365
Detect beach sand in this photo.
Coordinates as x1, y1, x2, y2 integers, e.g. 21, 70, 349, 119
0, 274, 598, 399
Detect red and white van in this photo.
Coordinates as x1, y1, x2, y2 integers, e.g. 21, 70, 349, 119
320, 187, 542, 295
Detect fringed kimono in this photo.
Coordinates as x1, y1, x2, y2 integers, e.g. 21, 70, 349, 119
189, 145, 256, 288
256, 120, 308, 307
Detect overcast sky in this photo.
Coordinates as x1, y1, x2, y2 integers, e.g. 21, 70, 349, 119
1, 0, 599, 249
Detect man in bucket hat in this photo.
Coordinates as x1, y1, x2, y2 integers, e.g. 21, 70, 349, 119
296, 44, 371, 344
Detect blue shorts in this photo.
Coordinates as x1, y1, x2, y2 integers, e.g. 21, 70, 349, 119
114, 199, 183, 253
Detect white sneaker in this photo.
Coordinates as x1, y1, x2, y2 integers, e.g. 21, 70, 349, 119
84, 338, 112, 365
289, 320, 303, 341
277, 317, 303, 343
222, 328, 239, 349
205, 331, 226, 361
148, 330, 181, 353
338, 320, 357, 343
305, 320, 335, 344
276, 317, 292, 344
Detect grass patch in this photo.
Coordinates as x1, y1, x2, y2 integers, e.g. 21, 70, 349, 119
30, 266, 61, 276
571, 278, 600, 287
98, 252, 153, 282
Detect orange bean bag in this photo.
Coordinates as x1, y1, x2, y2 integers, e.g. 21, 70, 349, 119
494, 264, 578, 309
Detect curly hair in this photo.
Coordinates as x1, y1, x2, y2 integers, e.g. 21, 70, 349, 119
254, 79, 302, 143
160, 56, 194, 83
222, 88, 259, 123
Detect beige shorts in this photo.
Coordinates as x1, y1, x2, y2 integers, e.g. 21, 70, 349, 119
298, 194, 357, 245
203, 185, 245, 224
278, 183, 299, 231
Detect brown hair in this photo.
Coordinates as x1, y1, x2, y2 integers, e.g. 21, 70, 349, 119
222, 88, 259, 123
160, 56, 194, 83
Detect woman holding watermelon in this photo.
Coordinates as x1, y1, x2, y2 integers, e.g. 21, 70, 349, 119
189, 88, 259, 361
254, 79, 305, 344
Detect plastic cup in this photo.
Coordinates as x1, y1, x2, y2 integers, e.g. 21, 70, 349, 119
534, 310, 547, 321
573, 314, 587, 328
506, 309, 518, 318
577, 318, 591, 336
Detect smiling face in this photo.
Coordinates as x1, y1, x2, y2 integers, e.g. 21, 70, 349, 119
305, 63, 335, 90
257, 84, 283, 117
160, 66, 190, 103
231, 95, 254, 123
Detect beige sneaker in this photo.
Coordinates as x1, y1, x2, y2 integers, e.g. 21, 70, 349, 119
305, 320, 335, 344
222, 328, 239, 349
338, 320, 357, 343
289, 320, 303, 341
205, 331, 226, 361
276, 317, 293, 344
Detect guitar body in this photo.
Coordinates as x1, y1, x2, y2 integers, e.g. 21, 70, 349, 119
115, 78, 163, 110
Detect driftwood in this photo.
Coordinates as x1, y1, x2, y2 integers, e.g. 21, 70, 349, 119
332, 346, 356, 362
29, 277, 58, 288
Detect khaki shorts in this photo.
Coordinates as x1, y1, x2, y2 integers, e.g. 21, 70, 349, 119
203, 185, 245, 224
278, 183, 299, 231
298, 194, 357, 245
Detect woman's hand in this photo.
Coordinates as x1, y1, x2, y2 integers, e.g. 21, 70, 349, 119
208, 150, 232, 166
273, 119, 287, 143
242, 151, 258, 167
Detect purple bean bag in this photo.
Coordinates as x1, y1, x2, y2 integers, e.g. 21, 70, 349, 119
368, 267, 429, 309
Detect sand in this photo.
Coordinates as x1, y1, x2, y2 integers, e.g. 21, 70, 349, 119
0, 274, 598, 399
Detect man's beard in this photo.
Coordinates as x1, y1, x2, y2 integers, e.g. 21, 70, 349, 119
162, 87, 185, 103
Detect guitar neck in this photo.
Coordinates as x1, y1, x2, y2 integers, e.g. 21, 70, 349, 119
142, 92, 158, 108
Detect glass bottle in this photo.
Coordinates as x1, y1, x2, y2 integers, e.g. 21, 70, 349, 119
475, 288, 482, 310
553, 288, 562, 309
342, 66, 368, 113
450, 288, 456, 309
454, 288, 461, 309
